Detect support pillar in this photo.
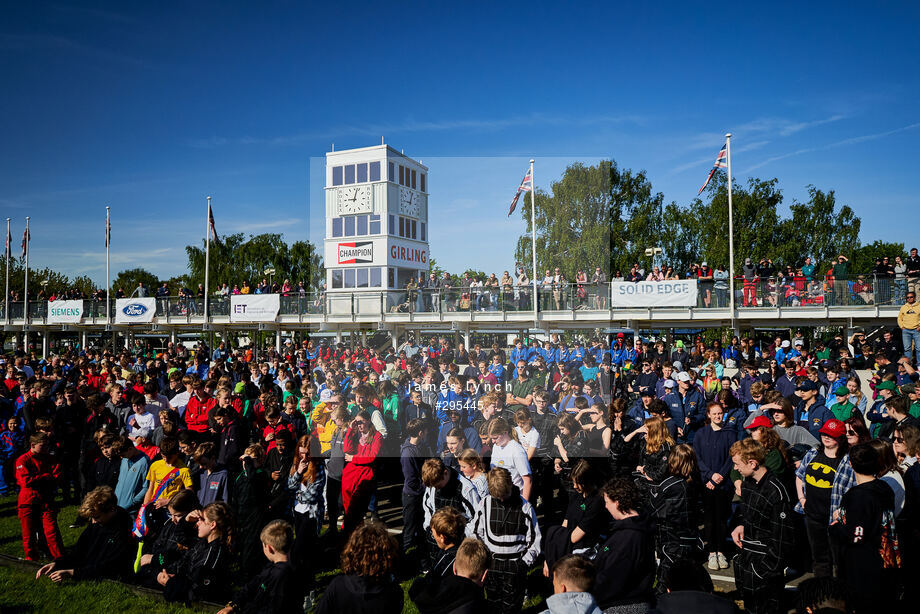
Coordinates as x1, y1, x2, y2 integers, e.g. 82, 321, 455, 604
390, 326, 399, 354
124, 331, 131, 350
80, 330, 88, 350
463, 327, 471, 354
23, 331, 29, 352
334, 328, 342, 344
42, 331, 50, 358
170, 329, 177, 345
275, 329, 282, 354
627, 319, 641, 345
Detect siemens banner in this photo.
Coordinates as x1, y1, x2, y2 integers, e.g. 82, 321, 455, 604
47, 300, 83, 324
610, 280, 699, 307
230, 294, 280, 323
114, 298, 157, 323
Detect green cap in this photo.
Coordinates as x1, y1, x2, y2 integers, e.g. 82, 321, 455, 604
876, 381, 897, 392
675, 340, 684, 348
834, 386, 849, 396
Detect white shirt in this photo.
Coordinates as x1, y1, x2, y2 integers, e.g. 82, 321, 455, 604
127, 410, 159, 437
490, 438, 531, 489
514, 426, 541, 452
169, 391, 191, 417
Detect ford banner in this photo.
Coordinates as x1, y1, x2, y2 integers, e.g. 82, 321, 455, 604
114, 297, 157, 323
610, 280, 699, 307
46, 300, 84, 324
230, 294, 280, 323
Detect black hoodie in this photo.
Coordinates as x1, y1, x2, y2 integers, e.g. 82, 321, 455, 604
315, 574, 404, 614
409, 573, 487, 614
593, 513, 656, 609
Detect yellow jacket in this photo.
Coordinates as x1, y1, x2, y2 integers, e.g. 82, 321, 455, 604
899, 303, 920, 331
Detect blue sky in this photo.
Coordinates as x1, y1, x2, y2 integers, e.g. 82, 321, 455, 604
2, 2, 918, 286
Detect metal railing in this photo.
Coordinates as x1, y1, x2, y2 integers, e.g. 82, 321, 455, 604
0, 276, 910, 324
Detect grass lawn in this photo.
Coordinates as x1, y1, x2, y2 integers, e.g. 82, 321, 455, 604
0, 492, 551, 613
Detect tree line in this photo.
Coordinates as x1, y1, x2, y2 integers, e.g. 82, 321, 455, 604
511, 160, 905, 282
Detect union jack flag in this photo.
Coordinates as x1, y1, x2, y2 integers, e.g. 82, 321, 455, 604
208, 202, 219, 243
21, 227, 29, 259
105, 215, 111, 248
508, 167, 533, 216
698, 144, 727, 195
4, 225, 10, 260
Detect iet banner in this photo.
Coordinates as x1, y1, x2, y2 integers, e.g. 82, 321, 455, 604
231, 294, 280, 322
610, 280, 698, 307
47, 300, 83, 324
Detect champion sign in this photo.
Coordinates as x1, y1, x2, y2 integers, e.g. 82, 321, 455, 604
338, 242, 373, 264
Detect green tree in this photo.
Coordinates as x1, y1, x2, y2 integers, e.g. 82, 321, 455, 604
851, 240, 906, 275
112, 268, 160, 296
776, 186, 861, 271
514, 160, 614, 281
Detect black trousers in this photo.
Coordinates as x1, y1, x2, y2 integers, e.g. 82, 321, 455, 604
292, 511, 319, 576
700, 487, 732, 554
485, 556, 527, 614
325, 476, 342, 534
804, 515, 834, 577
401, 492, 423, 552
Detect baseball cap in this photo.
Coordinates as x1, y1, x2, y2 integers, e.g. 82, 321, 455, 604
781, 340, 790, 348
793, 339, 804, 347
616, 332, 625, 339
639, 389, 655, 397
819, 419, 846, 438
745, 415, 774, 430
797, 380, 818, 392
672, 361, 683, 371
663, 379, 676, 388
876, 381, 897, 392
676, 372, 692, 383
675, 340, 684, 348
834, 386, 849, 397
319, 389, 333, 402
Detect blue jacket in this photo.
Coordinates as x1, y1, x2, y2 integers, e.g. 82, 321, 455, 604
434, 390, 471, 424
723, 405, 748, 441
670, 388, 706, 437
866, 398, 892, 436
629, 399, 651, 423
795, 400, 833, 439
510, 347, 528, 366
693, 425, 738, 490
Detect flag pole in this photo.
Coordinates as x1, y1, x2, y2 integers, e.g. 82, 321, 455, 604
4, 218, 9, 325
530, 159, 538, 319
106, 206, 111, 333
204, 196, 211, 322
725, 133, 735, 332
23, 217, 30, 348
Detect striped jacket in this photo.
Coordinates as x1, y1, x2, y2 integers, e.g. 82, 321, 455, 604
468, 487, 541, 565
422, 469, 480, 529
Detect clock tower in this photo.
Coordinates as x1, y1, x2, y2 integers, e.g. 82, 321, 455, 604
324, 144, 430, 306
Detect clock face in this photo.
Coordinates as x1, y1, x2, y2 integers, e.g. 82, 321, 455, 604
338, 186, 371, 214
400, 187, 421, 217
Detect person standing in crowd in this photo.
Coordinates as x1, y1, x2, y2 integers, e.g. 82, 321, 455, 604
593, 478, 656, 613
693, 402, 737, 570
341, 410, 382, 534
899, 289, 920, 365
730, 438, 795, 614
829, 441, 900, 613
468, 467, 540, 614
16, 432, 65, 561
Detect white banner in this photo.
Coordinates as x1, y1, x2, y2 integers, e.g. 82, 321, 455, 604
610, 280, 698, 307
114, 297, 156, 323
47, 300, 83, 324
231, 294, 280, 322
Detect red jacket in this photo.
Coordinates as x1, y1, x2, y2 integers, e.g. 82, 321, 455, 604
185, 395, 216, 433
15, 450, 61, 506
262, 420, 296, 452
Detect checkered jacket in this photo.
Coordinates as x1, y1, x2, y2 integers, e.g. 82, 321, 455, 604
735, 470, 795, 582
794, 448, 856, 524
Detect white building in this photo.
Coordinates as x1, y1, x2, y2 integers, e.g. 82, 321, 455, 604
324, 144, 430, 308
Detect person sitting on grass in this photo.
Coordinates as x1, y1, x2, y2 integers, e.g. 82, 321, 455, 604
410, 536, 491, 614
34, 486, 133, 583
159, 501, 234, 604
314, 521, 404, 614
539, 554, 602, 614
218, 519, 302, 614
